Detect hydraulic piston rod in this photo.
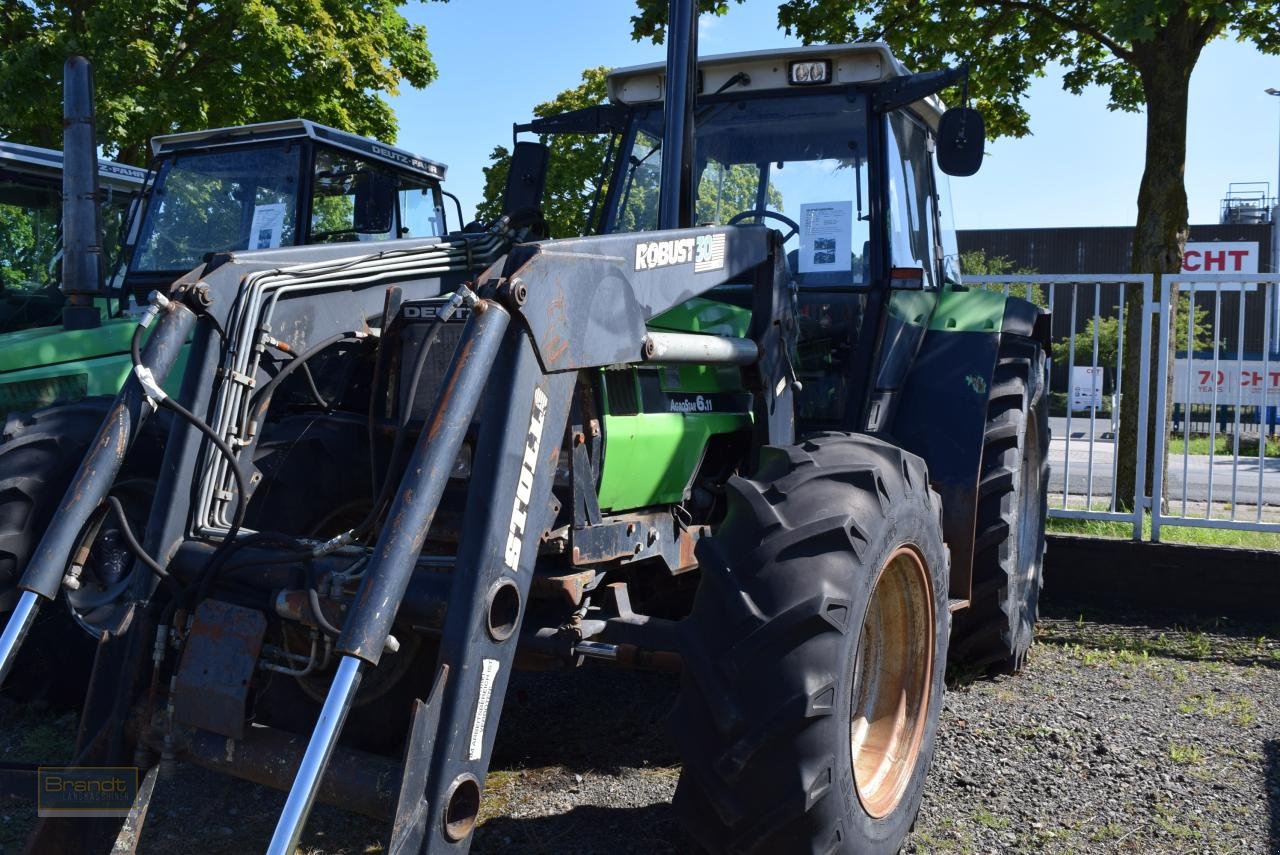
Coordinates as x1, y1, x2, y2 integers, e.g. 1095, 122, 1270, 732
641, 331, 760, 365
0, 591, 39, 687
0, 296, 195, 687
266, 657, 362, 855
269, 298, 510, 852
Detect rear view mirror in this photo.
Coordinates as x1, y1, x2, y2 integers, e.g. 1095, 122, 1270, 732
936, 107, 984, 177
503, 141, 550, 215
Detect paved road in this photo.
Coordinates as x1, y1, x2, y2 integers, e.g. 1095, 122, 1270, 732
1046, 430, 1280, 509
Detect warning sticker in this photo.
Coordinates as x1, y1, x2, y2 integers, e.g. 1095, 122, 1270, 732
468, 658, 501, 760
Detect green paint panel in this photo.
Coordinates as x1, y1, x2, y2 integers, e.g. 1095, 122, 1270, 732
0, 316, 188, 418
594, 295, 755, 510
928, 287, 1006, 333
648, 297, 751, 337
886, 289, 937, 326
597, 412, 750, 511
0, 315, 140, 373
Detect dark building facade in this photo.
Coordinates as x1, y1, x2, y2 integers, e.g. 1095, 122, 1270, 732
957, 223, 1275, 356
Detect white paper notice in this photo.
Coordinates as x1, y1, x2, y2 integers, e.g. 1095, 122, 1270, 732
248, 203, 287, 250
798, 201, 853, 274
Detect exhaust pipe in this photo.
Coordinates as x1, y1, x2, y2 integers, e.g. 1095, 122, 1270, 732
61, 55, 103, 331
656, 0, 697, 231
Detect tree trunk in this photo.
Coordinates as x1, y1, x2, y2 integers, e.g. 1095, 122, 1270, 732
1115, 24, 1204, 513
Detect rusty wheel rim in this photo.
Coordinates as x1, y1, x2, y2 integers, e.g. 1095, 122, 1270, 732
850, 545, 934, 819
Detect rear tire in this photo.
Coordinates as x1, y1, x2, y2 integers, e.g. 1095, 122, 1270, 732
671, 433, 949, 854
950, 336, 1049, 674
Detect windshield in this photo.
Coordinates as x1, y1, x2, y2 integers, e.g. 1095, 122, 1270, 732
0, 175, 134, 332
605, 91, 871, 285
132, 144, 301, 272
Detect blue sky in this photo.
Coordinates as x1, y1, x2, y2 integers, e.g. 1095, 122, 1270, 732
389, 0, 1280, 232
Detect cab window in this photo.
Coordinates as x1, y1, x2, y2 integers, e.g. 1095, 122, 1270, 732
886, 113, 937, 287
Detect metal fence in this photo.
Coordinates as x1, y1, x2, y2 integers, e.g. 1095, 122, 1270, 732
964, 273, 1280, 542
1153, 274, 1279, 539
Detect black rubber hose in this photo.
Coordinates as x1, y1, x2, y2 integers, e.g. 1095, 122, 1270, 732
360, 313, 448, 538
248, 331, 360, 428
132, 315, 252, 607
105, 495, 183, 596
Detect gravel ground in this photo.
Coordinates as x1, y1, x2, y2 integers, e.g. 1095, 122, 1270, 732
2, 600, 1278, 854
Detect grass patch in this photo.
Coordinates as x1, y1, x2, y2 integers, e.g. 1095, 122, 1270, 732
972, 807, 1010, 830
1167, 434, 1280, 457
1046, 513, 1280, 549
1168, 742, 1204, 765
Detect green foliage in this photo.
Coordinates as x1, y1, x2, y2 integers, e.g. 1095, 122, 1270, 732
696, 162, 783, 226
960, 248, 1042, 304
0, 1, 442, 164
477, 67, 614, 238
1050, 294, 1214, 367
0, 189, 60, 292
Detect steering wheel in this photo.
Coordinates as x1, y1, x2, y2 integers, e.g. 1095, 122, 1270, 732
727, 209, 800, 242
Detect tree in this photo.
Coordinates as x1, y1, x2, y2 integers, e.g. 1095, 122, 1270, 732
633, 0, 1280, 509
960, 248, 1042, 304
0, 1, 441, 164
1051, 295, 1214, 369
477, 67, 615, 238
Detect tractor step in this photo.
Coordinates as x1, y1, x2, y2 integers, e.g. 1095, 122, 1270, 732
948, 598, 970, 613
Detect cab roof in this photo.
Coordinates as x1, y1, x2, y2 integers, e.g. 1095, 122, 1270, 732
0, 140, 148, 192
149, 118, 447, 182
607, 42, 944, 126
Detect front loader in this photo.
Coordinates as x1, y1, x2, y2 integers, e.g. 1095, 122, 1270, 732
0, 62, 501, 695
0, 2, 1049, 853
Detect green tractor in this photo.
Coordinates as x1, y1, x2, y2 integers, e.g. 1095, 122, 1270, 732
0, 140, 145, 338
0, 6, 1048, 853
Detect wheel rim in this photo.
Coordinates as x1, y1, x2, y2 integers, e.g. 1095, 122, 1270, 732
850, 545, 934, 819
1012, 414, 1045, 626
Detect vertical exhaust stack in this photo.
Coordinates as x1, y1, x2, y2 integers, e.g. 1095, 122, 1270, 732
61, 55, 103, 330
657, 0, 698, 231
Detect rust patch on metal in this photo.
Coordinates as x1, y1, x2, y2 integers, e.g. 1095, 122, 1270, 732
530, 569, 596, 606
425, 333, 479, 443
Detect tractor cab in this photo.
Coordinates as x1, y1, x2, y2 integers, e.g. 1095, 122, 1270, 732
518, 43, 979, 433
0, 141, 146, 333
123, 119, 451, 300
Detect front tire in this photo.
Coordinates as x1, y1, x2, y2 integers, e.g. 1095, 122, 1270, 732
671, 433, 949, 854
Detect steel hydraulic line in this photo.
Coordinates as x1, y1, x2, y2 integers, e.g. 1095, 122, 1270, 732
196, 232, 510, 532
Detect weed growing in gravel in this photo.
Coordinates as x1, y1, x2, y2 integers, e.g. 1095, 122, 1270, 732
1186, 632, 1212, 659
1168, 742, 1205, 765
1088, 821, 1125, 842
972, 807, 1009, 830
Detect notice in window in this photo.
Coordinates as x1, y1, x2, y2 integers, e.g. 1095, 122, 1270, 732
798, 201, 853, 274
248, 203, 286, 250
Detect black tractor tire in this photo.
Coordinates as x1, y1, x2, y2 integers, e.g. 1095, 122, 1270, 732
671, 433, 950, 855
0, 398, 169, 702
950, 335, 1050, 675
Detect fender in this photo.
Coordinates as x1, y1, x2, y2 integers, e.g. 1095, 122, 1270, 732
889, 288, 1048, 603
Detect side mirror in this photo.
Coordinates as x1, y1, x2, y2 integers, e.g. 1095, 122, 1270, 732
503, 141, 550, 215
353, 171, 396, 234
936, 106, 984, 177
